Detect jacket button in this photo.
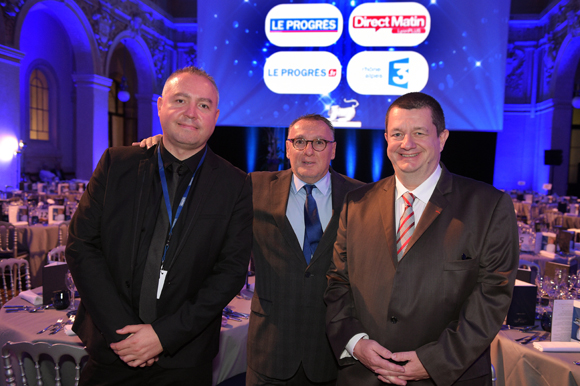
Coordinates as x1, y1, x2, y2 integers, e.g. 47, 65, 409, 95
390, 316, 398, 324
304, 272, 311, 278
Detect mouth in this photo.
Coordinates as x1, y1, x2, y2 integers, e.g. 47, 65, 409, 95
400, 153, 419, 158
178, 122, 197, 129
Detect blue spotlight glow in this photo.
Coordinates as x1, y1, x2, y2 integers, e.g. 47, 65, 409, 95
246, 127, 258, 172
372, 131, 384, 182
345, 131, 357, 179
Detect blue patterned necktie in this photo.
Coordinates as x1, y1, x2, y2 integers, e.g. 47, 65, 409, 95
303, 184, 323, 264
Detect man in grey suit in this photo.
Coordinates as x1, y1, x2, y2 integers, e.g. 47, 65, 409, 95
325, 93, 519, 385
247, 114, 364, 385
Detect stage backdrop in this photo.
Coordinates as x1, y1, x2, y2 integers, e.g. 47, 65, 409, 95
198, 0, 510, 131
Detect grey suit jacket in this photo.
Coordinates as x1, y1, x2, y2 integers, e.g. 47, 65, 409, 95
325, 165, 519, 385
248, 168, 364, 382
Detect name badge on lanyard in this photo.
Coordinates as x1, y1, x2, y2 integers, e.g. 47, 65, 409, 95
156, 147, 207, 299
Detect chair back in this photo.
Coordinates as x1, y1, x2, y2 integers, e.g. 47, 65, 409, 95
57, 222, 69, 246
0, 224, 18, 259
0, 259, 31, 306
2, 341, 88, 386
47, 245, 67, 264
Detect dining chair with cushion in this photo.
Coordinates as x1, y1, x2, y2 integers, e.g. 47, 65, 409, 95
46, 245, 66, 264
2, 341, 88, 386
0, 224, 28, 260
0, 259, 31, 306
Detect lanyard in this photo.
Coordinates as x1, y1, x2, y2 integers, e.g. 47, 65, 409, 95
157, 147, 207, 266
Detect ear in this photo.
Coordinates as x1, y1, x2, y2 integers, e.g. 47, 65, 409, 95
438, 129, 449, 152
157, 96, 163, 114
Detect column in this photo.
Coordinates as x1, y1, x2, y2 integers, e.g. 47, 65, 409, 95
72, 74, 112, 180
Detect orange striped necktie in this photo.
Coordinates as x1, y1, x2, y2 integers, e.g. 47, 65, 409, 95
396, 192, 415, 261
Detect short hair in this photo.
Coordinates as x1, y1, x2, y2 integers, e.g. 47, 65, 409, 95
289, 114, 335, 139
162, 66, 220, 104
385, 92, 446, 136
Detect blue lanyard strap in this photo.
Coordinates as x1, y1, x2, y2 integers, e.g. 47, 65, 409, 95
157, 147, 207, 265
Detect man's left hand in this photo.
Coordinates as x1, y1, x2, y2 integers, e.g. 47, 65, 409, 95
376, 351, 429, 383
110, 324, 163, 367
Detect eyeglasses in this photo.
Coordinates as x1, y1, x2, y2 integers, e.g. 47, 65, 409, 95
287, 138, 335, 152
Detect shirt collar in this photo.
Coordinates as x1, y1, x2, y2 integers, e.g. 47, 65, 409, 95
395, 164, 442, 204
159, 140, 206, 174
291, 171, 331, 196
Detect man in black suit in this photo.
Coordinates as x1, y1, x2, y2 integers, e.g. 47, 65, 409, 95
247, 115, 364, 385
66, 66, 252, 385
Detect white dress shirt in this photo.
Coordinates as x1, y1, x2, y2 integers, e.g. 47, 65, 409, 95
286, 172, 332, 250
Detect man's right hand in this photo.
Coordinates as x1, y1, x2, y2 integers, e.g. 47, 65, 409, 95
353, 339, 407, 385
132, 134, 162, 149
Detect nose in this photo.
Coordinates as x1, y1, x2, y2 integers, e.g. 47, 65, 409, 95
303, 141, 315, 155
183, 104, 197, 119
401, 134, 415, 149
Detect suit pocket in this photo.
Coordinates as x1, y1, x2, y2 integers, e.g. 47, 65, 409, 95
443, 257, 479, 271
251, 296, 272, 316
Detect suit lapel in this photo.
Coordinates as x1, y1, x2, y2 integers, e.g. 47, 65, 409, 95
271, 170, 305, 263
130, 147, 157, 272
379, 177, 399, 269
400, 165, 452, 261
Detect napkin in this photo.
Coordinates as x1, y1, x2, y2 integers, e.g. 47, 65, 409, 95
64, 324, 77, 336
18, 288, 43, 305
539, 250, 556, 259
532, 341, 580, 352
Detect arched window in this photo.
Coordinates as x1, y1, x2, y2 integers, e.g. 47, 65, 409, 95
29, 68, 50, 141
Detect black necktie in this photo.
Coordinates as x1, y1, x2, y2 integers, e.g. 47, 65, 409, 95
139, 162, 180, 323
303, 184, 323, 264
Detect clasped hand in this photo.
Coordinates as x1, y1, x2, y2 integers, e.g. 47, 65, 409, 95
110, 324, 163, 368
353, 339, 429, 385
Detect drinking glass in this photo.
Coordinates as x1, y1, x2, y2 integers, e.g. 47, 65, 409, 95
65, 270, 76, 312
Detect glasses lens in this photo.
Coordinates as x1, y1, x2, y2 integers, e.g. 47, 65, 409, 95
293, 139, 306, 150
312, 140, 326, 151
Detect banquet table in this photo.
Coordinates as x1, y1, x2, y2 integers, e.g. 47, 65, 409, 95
519, 252, 574, 277
0, 281, 253, 386
0, 221, 63, 288
491, 327, 580, 386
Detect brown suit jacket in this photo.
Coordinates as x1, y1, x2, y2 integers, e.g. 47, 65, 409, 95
248, 168, 364, 382
325, 165, 518, 385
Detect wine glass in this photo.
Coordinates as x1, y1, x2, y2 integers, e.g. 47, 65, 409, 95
65, 270, 76, 312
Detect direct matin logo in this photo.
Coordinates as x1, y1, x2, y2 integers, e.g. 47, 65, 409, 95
269, 18, 339, 33
349, 2, 430, 47
352, 15, 427, 34
265, 4, 343, 47
264, 52, 342, 94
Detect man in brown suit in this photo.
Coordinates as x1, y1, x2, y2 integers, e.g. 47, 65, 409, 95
325, 92, 518, 385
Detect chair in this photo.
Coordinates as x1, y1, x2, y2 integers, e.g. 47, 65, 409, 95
0, 259, 31, 306
57, 222, 69, 246
2, 341, 88, 386
519, 259, 541, 279
47, 245, 66, 264
0, 224, 28, 260
491, 364, 497, 386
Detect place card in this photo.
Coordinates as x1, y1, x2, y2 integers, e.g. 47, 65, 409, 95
552, 299, 580, 342
48, 205, 65, 224
8, 205, 28, 226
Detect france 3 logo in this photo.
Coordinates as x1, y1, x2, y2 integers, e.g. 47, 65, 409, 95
349, 2, 430, 47
347, 51, 428, 95
264, 52, 342, 94
265, 3, 343, 47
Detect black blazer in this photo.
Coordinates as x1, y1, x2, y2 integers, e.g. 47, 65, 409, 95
66, 145, 252, 368
247, 168, 364, 382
